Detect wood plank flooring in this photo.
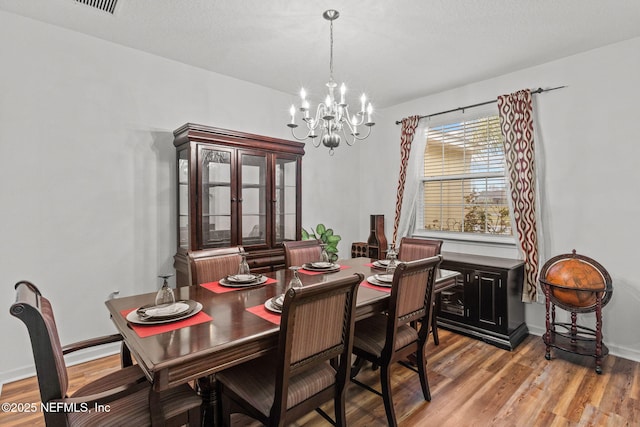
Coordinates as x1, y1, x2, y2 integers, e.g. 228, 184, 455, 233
1, 330, 638, 426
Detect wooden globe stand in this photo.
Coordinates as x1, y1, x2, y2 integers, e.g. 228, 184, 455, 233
539, 250, 613, 374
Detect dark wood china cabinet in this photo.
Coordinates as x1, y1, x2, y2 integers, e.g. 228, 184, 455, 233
173, 124, 304, 286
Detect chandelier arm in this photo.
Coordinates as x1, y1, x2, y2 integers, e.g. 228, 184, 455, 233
342, 106, 366, 126
289, 127, 312, 141
351, 125, 374, 141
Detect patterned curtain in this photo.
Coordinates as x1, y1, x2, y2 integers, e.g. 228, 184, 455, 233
392, 115, 421, 247
498, 90, 539, 302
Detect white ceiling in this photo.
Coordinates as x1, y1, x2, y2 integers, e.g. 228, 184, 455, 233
2, 0, 640, 108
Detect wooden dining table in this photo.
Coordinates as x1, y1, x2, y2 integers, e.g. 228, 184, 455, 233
105, 256, 459, 423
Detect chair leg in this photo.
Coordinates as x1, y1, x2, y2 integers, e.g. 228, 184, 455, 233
219, 387, 232, 427
350, 356, 366, 379
120, 342, 133, 367
380, 364, 398, 427
431, 314, 440, 345
334, 389, 347, 427
416, 344, 431, 401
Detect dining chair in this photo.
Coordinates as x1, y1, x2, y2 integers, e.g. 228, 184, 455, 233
215, 273, 363, 427
10, 281, 202, 427
282, 239, 322, 268
187, 246, 245, 285
397, 237, 444, 345
397, 237, 443, 261
350, 256, 442, 427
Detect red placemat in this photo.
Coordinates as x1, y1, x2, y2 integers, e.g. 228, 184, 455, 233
299, 265, 352, 276
360, 279, 391, 293
246, 304, 281, 325
121, 308, 212, 338
200, 277, 277, 293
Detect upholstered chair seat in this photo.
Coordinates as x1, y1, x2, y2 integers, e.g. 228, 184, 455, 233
353, 315, 420, 356
216, 357, 337, 417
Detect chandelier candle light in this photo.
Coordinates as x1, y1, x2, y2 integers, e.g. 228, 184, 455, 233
287, 9, 375, 155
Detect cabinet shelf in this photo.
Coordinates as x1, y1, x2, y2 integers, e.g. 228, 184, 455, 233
543, 326, 609, 358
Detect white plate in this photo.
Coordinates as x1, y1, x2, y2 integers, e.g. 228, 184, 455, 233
302, 263, 341, 272
264, 296, 283, 314
372, 260, 390, 269
219, 275, 269, 288
374, 274, 393, 283
127, 302, 203, 325
226, 274, 262, 284
136, 301, 191, 319
366, 276, 392, 288
310, 262, 334, 269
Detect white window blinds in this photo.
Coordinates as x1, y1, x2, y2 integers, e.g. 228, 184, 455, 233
420, 115, 512, 236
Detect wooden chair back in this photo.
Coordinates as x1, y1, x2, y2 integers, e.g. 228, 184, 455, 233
11, 281, 202, 426
10, 281, 69, 421
187, 246, 244, 285
271, 273, 363, 422
386, 256, 442, 354
283, 240, 322, 268
397, 237, 443, 262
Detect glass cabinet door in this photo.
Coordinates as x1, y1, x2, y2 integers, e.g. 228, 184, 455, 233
239, 152, 267, 247
200, 148, 232, 247
177, 148, 189, 249
274, 155, 298, 245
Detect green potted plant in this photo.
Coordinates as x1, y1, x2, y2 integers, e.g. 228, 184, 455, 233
301, 224, 341, 262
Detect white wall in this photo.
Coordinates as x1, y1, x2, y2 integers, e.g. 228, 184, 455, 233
0, 11, 359, 383
2, 10, 638, 385
361, 37, 640, 362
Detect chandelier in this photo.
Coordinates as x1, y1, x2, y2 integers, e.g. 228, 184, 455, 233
287, 9, 375, 155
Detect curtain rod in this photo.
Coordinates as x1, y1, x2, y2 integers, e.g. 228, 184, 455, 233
394, 86, 566, 125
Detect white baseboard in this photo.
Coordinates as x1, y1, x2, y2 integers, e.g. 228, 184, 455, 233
0, 342, 121, 391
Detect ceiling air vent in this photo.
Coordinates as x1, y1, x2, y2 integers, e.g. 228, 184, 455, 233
74, 0, 118, 14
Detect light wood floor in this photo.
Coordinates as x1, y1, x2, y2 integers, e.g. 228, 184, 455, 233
1, 330, 638, 426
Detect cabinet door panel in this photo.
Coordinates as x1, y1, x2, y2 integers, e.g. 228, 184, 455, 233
274, 155, 299, 245
239, 152, 268, 248
177, 148, 190, 249
476, 270, 503, 331
200, 147, 233, 247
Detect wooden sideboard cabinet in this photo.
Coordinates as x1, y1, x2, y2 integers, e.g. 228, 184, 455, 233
436, 251, 529, 350
173, 124, 305, 286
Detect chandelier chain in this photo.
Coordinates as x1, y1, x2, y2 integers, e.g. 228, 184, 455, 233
329, 19, 334, 82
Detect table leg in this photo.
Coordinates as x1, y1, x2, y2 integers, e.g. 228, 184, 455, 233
196, 375, 217, 426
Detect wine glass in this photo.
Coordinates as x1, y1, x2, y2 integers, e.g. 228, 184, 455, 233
319, 243, 331, 264
238, 253, 250, 276
288, 266, 303, 289
155, 274, 175, 306
385, 245, 398, 277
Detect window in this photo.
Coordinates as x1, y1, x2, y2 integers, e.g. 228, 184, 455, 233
418, 115, 512, 237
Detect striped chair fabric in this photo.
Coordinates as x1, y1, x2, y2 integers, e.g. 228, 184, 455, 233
351, 256, 442, 427
216, 273, 363, 426
397, 237, 444, 345
188, 246, 244, 285
283, 240, 322, 268
397, 237, 443, 262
